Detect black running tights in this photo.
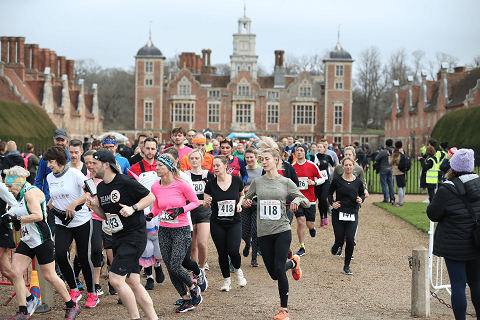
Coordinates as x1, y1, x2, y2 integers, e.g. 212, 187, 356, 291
258, 230, 294, 308
210, 219, 242, 279
332, 211, 358, 267
315, 181, 331, 219
241, 205, 258, 261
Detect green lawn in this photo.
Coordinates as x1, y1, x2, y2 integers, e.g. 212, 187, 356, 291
374, 202, 435, 233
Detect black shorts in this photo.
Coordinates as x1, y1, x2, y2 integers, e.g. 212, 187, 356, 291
191, 206, 212, 225
294, 204, 316, 222
0, 225, 15, 249
111, 239, 146, 276
102, 231, 113, 250
15, 240, 55, 265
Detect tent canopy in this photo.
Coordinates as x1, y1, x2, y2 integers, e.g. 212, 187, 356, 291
225, 132, 260, 140
97, 131, 129, 143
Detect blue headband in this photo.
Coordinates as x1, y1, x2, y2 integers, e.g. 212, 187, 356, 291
6, 175, 26, 186
157, 154, 175, 172
102, 139, 117, 145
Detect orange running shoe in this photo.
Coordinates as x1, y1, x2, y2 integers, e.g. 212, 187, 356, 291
291, 254, 302, 280
273, 307, 290, 320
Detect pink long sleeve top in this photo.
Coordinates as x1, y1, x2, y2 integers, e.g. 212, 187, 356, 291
151, 178, 200, 228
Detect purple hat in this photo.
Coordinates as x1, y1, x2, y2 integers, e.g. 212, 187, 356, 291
450, 148, 475, 173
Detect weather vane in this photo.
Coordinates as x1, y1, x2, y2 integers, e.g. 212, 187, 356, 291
149, 21, 152, 39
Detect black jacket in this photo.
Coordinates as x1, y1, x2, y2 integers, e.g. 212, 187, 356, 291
1, 151, 24, 178
427, 174, 480, 261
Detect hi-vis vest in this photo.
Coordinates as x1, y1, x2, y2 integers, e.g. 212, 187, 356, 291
420, 146, 427, 156
425, 156, 439, 184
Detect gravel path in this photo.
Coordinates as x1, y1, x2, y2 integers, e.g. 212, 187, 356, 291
1, 194, 475, 319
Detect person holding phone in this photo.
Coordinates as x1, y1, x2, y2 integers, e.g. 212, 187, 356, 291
43, 146, 98, 307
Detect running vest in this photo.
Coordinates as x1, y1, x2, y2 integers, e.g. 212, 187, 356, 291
14, 183, 52, 248
185, 169, 208, 196
425, 157, 439, 184
227, 156, 241, 177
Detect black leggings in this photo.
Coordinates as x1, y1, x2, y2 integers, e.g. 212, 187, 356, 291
241, 205, 258, 261
55, 220, 95, 292
210, 219, 242, 279
182, 232, 200, 276
258, 230, 294, 308
427, 187, 436, 203
332, 211, 358, 267
315, 181, 331, 219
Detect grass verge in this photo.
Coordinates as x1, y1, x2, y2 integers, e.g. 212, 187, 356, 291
374, 202, 435, 233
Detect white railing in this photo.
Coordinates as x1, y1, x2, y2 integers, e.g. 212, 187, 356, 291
428, 220, 451, 297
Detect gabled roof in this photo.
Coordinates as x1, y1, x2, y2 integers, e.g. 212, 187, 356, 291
3, 69, 40, 106
257, 76, 274, 89
409, 85, 420, 114
424, 82, 439, 112
445, 68, 480, 108
395, 90, 407, 117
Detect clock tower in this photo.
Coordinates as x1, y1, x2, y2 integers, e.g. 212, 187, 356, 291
230, 14, 258, 81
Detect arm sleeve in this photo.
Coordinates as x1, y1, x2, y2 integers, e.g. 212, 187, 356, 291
31, 155, 40, 166
0, 183, 18, 207
182, 181, 200, 212
245, 179, 256, 200
285, 163, 299, 186
358, 180, 366, 202
122, 160, 131, 175
333, 165, 341, 178
357, 166, 366, 188
34, 158, 46, 189
328, 155, 335, 167
288, 179, 310, 208
427, 185, 449, 222
150, 185, 161, 217
327, 178, 337, 205
423, 158, 433, 171
375, 151, 385, 163
238, 158, 248, 185
180, 155, 190, 172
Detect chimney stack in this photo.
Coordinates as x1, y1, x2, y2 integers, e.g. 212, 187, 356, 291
16, 37, 25, 66
454, 66, 466, 73
67, 59, 75, 89
202, 49, 206, 65
0, 37, 8, 63
8, 37, 15, 63
31, 44, 39, 71
207, 49, 211, 66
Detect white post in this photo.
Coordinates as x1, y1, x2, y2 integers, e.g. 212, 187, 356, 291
36, 265, 53, 313
411, 245, 430, 318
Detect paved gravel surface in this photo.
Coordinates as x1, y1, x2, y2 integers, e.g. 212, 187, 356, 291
1, 194, 475, 319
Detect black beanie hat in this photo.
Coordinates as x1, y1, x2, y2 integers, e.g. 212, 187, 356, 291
440, 141, 448, 149
385, 139, 393, 147
395, 141, 403, 149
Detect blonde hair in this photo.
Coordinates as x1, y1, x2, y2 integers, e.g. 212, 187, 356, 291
3, 166, 30, 178
188, 148, 204, 162
341, 156, 356, 166
256, 136, 281, 169
344, 146, 356, 156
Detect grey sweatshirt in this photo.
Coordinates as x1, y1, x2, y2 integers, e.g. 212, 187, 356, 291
245, 174, 309, 237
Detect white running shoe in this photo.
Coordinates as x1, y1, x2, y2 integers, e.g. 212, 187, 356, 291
422, 198, 430, 203
220, 278, 231, 292
235, 269, 247, 287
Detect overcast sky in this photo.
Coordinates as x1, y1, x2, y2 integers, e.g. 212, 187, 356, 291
1, 0, 479, 76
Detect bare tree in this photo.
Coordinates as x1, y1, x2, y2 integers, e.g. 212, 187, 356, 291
213, 63, 231, 75
435, 52, 458, 72
427, 59, 438, 81
355, 46, 388, 130
386, 48, 412, 87
466, 54, 480, 71
74, 59, 102, 86
298, 55, 312, 72
284, 52, 300, 75
257, 63, 271, 76
411, 50, 425, 84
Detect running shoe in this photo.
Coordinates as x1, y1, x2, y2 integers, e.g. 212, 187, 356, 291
291, 254, 302, 281
175, 298, 184, 305
220, 278, 231, 292
176, 299, 195, 313
145, 278, 154, 290
273, 307, 290, 320
196, 269, 208, 292
257, 250, 262, 256
330, 244, 339, 256
398, 203, 404, 206
204, 261, 209, 270
251, 259, 259, 267
336, 246, 343, 256
26, 295, 40, 315
423, 198, 430, 203
69, 289, 82, 303
64, 303, 81, 319
287, 248, 293, 259
243, 242, 251, 257
342, 265, 353, 275
324, 217, 329, 226
155, 264, 165, 283
117, 299, 122, 304
95, 284, 104, 296
309, 228, 317, 237
85, 292, 99, 308
236, 269, 247, 287
4, 312, 30, 320
108, 282, 117, 295
75, 278, 84, 291
190, 284, 203, 306
296, 247, 305, 257
320, 218, 325, 227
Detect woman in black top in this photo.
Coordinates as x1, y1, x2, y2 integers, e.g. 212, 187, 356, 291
328, 156, 365, 275
315, 142, 335, 227
204, 155, 246, 292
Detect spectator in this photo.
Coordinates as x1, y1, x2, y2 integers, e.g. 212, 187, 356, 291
0, 140, 7, 156
389, 141, 406, 206
22, 143, 40, 185
375, 139, 395, 203
118, 140, 133, 159
420, 146, 438, 203
92, 140, 101, 151
1, 141, 24, 179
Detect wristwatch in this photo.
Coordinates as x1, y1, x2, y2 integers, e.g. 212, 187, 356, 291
132, 204, 138, 211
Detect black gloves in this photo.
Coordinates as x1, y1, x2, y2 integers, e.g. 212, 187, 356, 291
2, 214, 21, 231
166, 207, 184, 219
145, 212, 154, 222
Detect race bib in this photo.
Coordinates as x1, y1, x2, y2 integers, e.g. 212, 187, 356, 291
298, 177, 308, 190
192, 181, 205, 195
105, 214, 124, 233
160, 210, 179, 224
21, 224, 32, 241
319, 170, 328, 179
259, 200, 281, 220
217, 200, 236, 217
339, 212, 356, 221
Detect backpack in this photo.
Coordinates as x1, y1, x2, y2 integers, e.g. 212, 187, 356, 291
398, 153, 412, 173
21, 152, 33, 170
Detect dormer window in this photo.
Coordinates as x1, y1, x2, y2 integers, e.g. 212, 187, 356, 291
336, 65, 344, 76
209, 90, 220, 98
237, 78, 250, 96
268, 91, 279, 99
299, 79, 312, 97
178, 77, 191, 95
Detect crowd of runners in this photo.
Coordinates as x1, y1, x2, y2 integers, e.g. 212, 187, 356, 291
0, 127, 388, 320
